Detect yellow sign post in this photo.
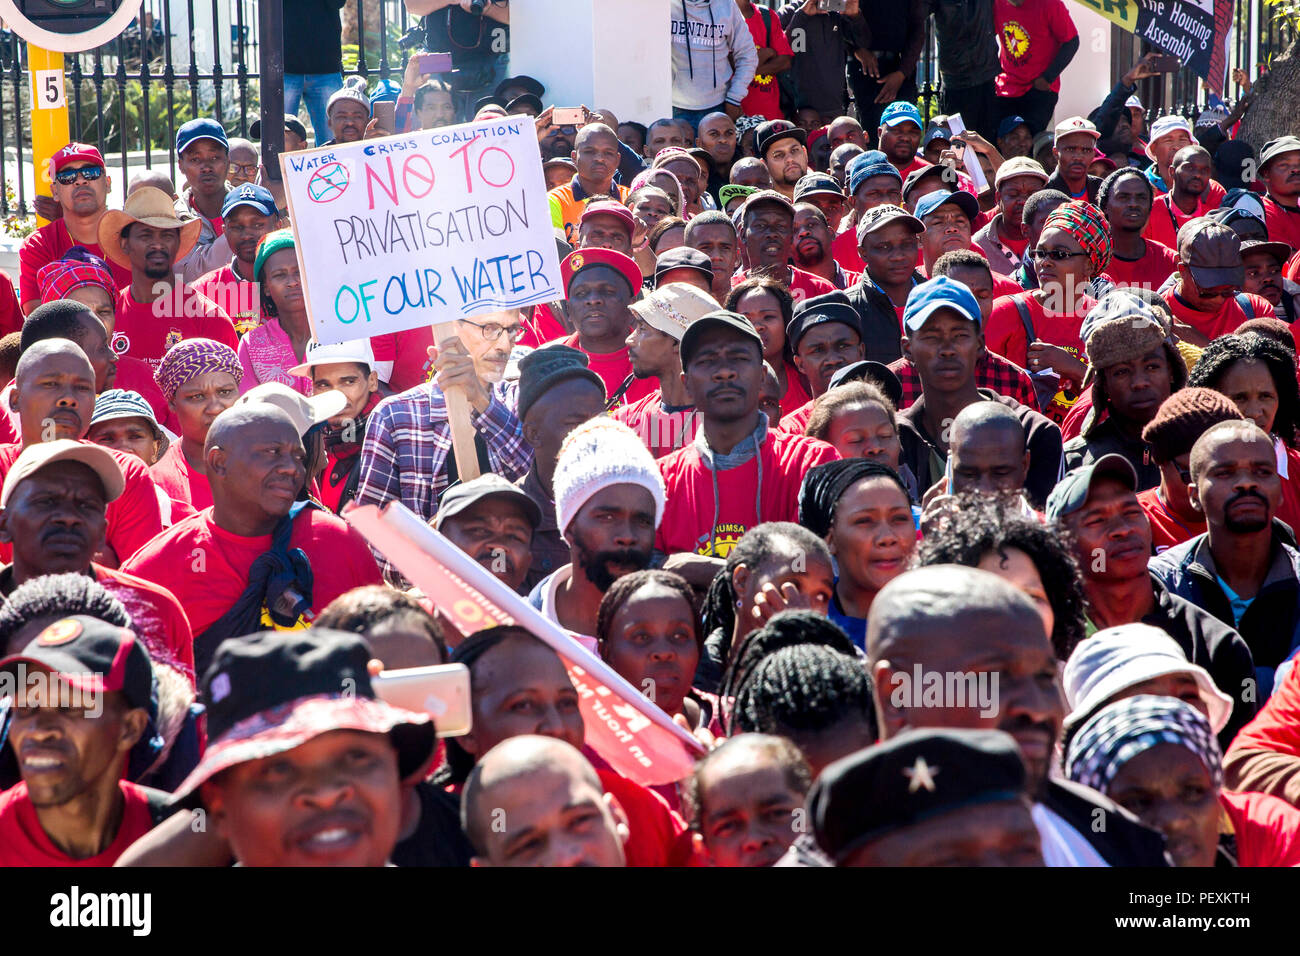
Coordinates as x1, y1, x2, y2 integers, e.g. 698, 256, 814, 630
27, 43, 68, 227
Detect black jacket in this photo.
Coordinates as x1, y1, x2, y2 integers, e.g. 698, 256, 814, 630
838, 274, 923, 365
1044, 169, 1102, 205
284, 0, 345, 75
1064, 416, 1161, 492
898, 388, 1064, 506
1042, 779, 1172, 866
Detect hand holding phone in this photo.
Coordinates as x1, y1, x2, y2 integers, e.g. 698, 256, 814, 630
371, 663, 472, 737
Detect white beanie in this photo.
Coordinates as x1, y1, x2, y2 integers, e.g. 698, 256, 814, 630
553, 417, 665, 536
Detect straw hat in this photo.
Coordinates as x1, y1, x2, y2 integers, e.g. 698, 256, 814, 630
96, 186, 202, 270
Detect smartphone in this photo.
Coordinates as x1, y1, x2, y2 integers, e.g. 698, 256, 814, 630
372, 663, 472, 737
552, 107, 586, 126
372, 100, 396, 133
419, 52, 452, 75
818, 0, 849, 11
1151, 53, 1182, 72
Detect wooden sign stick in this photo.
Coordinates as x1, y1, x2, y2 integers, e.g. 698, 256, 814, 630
433, 321, 481, 481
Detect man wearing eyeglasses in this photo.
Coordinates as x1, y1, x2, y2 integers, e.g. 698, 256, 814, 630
1161, 217, 1274, 347
18, 143, 132, 316
354, 309, 533, 558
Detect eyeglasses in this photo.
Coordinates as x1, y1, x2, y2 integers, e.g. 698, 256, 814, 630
1174, 464, 1192, 484
1027, 248, 1088, 262
54, 165, 104, 185
1193, 281, 1239, 300
229, 163, 259, 177
461, 318, 524, 342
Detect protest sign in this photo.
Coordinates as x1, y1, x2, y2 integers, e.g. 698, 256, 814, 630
278, 118, 564, 345
345, 501, 705, 787
1069, 0, 1233, 95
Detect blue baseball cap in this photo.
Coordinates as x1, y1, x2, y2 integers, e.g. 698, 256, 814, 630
849, 158, 902, 197
996, 115, 1030, 140
914, 188, 979, 224
176, 117, 228, 155
880, 102, 923, 130
902, 275, 982, 332
222, 183, 278, 219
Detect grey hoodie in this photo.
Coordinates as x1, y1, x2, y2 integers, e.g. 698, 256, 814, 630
671, 0, 759, 112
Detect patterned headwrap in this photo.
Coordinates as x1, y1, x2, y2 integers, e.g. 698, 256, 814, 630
154, 337, 243, 402
1064, 695, 1223, 795
1042, 199, 1113, 278
37, 246, 115, 303
630, 167, 684, 217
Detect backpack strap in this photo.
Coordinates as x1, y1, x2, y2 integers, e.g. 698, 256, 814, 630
1235, 292, 1255, 320
1012, 293, 1037, 344
758, 3, 772, 47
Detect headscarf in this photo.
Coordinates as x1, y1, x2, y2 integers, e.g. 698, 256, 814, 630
155, 337, 243, 402
630, 167, 684, 217
36, 246, 115, 303
1064, 695, 1223, 795
253, 228, 297, 282
797, 458, 909, 539
1041, 199, 1113, 278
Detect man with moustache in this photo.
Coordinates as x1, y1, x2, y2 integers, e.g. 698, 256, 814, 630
1151, 420, 1300, 702
435, 474, 540, 595
1044, 117, 1102, 204
791, 204, 854, 289
733, 191, 835, 304
558, 249, 656, 407
755, 121, 809, 202
1240, 238, 1300, 323
876, 102, 930, 180
1144, 146, 1217, 253
867, 564, 1170, 866
974, 157, 1048, 277
192, 184, 280, 336
1259, 136, 1300, 253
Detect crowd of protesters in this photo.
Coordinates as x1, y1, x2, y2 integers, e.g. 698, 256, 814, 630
5, 0, 1300, 869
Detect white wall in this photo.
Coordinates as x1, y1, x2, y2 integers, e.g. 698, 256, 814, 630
1055, 5, 1116, 124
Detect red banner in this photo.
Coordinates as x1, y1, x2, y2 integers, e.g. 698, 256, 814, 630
344, 502, 704, 786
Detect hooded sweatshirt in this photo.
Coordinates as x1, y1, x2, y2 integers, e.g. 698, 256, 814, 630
671, 0, 759, 111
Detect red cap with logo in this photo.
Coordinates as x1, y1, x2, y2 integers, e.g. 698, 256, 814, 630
50, 142, 105, 176
561, 247, 643, 296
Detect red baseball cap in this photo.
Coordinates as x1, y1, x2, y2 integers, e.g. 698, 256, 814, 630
50, 142, 105, 176
579, 200, 635, 237
561, 247, 642, 296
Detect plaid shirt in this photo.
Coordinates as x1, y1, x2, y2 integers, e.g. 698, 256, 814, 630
355, 379, 532, 573
889, 349, 1041, 412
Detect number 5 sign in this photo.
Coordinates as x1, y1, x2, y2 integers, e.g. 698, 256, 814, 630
31, 68, 65, 110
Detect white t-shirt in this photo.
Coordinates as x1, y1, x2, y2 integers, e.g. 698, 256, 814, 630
1032, 802, 1111, 867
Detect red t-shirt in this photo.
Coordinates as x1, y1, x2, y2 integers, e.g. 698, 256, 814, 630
18, 218, 133, 308
831, 227, 865, 274
1136, 486, 1205, 555
994, 0, 1078, 97
0, 441, 163, 567
113, 356, 177, 434
732, 266, 835, 307
610, 389, 700, 459
112, 287, 237, 371
191, 261, 263, 337
0, 780, 156, 867
656, 428, 839, 555
94, 563, 196, 682
1106, 239, 1180, 291
370, 325, 436, 395
120, 506, 382, 639
149, 441, 212, 511
779, 398, 814, 436
896, 156, 932, 181
1264, 196, 1300, 256
1143, 194, 1213, 253
740, 7, 793, 120
1162, 288, 1275, 341
562, 332, 656, 408
1220, 790, 1300, 867
1058, 385, 1093, 442
519, 302, 570, 349
596, 768, 688, 868
986, 291, 1095, 422
779, 360, 811, 418
0, 271, 22, 338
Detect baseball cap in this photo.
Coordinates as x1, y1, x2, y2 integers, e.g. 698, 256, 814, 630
914, 188, 979, 224
1240, 238, 1293, 264
1144, 115, 1193, 160
653, 246, 715, 287
1125, 94, 1143, 110
495, 74, 545, 101
506, 93, 544, 115
1032, 130, 1054, 156
901, 163, 951, 204
738, 188, 795, 223
1176, 217, 1245, 289
994, 155, 1049, 190
221, 183, 277, 219
1053, 116, 1100, 146
560, 247, 642, 296
288, 338, 377, 378
1261, 135, 1300, 172
170, 629, 437, 805
996, 115, 1030, 140
176, 117, 229, 155
1045, 453, 1138, 521
516, 344, 606, 421
234, 381, 348, 437
787, 295, 863, 352
1219, 187, 1268, 221
755, 120, 806, 158
809, 727, 1029, 864
1062, 623, 1234, 734
880, 102, 922, 129
249, 115, 309, 142
579, 199, 635, 236
435, 473, 541, 531
0, 616, 154, 712
902, 275, 982, 332
629, 282, 717, 340
50, 142, 105, 176
855, 203, 923, 244
922, 125, 952, 150
0, 439, 124, 508
793, 173, 845, 203
679, 309, 764, 368
826, 359, 904, 408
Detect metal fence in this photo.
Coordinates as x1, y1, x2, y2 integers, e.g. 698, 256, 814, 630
0, 0, 1294, 218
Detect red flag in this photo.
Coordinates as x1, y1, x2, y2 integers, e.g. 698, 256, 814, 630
344, 502, 704, 786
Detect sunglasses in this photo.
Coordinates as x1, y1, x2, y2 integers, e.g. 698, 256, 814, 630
1193, 282, 1239, 300
54, 165, 105, 185
1027, 248, 1088, 262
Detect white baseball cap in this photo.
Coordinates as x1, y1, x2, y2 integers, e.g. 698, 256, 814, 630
288, 338, 376, 378
234, 382, 348, 437
1053, 116, 1100, 146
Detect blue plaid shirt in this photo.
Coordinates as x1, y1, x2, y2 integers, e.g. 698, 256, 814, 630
355, 379, 533, 573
